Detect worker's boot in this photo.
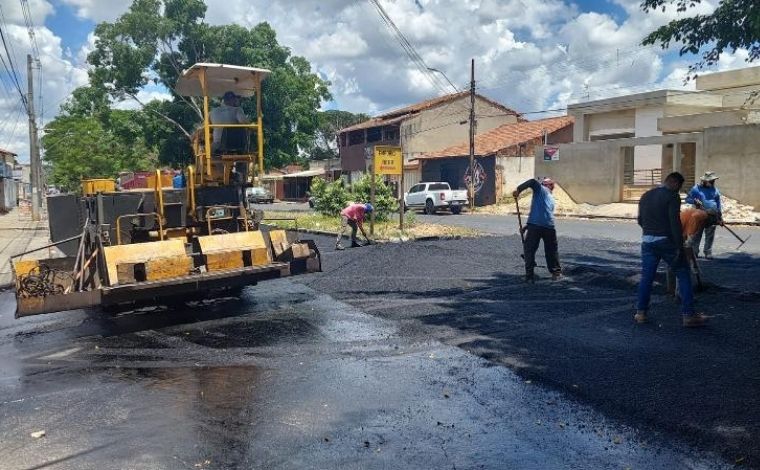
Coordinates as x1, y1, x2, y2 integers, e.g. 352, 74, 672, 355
682, 313, 709, 328
633, 310, 648, 324
525, 271, 535, 283
335, 243, 345, 251
551, 272, 563, 281
351, 240, 362, 248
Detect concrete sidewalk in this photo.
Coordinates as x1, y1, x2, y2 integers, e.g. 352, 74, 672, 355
0, 207, 51, 287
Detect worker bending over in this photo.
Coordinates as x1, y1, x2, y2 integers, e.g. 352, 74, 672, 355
513, 177, 562, 281
336, 202, 374, 251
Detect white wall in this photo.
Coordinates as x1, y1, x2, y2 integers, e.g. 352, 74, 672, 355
498, 156, 535, 194
588, 109, 635, 139
634, 106, 664, 170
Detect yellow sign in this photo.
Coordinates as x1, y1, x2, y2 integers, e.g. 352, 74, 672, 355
373, 146, 403, 175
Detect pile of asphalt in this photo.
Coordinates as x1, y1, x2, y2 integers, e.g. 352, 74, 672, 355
300, 233, 760, 467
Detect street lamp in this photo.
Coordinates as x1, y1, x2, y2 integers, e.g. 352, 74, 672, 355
427, 67, 459, 93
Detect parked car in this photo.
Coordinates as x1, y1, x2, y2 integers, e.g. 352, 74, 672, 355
404, 182, 468, 214
246, 186, 274, 204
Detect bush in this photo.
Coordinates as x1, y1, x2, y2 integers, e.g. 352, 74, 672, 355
309, 174, 399, 221
350, 174, 398, 222
309, 177, 351, 216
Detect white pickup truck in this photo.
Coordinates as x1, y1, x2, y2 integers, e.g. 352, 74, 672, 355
404, 182, 469, 215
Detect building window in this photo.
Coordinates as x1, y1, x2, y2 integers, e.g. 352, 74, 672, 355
366, 127, 382, 143
385, 128, 399, 141
349, 130, 364, 146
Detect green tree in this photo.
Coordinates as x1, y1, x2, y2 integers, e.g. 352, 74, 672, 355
87, 0, 331, 168
641, 0, 760, 76
43, 114, 155, 192
310, 110, 370, 160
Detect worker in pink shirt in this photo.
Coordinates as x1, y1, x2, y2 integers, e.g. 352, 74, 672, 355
336, 202, 374, 250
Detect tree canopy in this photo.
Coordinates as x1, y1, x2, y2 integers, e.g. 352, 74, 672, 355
45, 0, 335, 182
641, 0, 760, 76
311, 110, 370, 160
43, 111, 156, 192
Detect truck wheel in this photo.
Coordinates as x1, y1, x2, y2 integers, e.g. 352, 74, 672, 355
451, 206, 462, 215
425, 199, 436, 215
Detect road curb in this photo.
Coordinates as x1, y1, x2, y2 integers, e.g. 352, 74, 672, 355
262, 224, 465, 243
476, 210, 760, 226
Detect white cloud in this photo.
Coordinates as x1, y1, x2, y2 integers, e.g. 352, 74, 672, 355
112, 88, 171, 110
59, 0, 131, 22
0, 1, 89, 161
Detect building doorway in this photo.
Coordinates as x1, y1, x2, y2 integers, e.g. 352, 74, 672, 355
622, 145, 664, 202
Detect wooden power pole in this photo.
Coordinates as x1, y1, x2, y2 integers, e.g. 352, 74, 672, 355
26, 54, 40, 221
468, 58, 475, 211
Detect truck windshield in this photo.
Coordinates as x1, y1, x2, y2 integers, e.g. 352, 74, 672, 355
429, 183, 450, 190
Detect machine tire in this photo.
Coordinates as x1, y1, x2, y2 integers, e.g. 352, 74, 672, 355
451, 206, 462, 215
425, 199, 436, 215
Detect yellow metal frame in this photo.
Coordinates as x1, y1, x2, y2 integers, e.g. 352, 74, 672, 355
192, 67, 265, 186
153, 169, 165, 224
115, 213, 164, 245
205, 205, 249, 235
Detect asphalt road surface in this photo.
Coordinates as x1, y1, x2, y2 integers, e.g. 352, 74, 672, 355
1, 230, 758, 469
415, 211, 760, 253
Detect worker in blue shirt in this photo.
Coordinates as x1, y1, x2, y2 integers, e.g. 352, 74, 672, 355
513, 177, 562, 281
685, 171, 723, 259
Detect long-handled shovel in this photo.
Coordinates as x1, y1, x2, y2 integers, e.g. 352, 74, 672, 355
516, 198, 535, 282
722, 224, 750, 250
516, 198, 526, 249
685, 246, 706, 292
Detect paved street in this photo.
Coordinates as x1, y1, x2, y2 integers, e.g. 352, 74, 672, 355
1, 226, 759, 468
416, 211, 760, 254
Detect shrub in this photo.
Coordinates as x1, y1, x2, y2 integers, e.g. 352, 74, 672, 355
349, 174, 398, 222
310, 177, 351, 216
309, 174, 399, 221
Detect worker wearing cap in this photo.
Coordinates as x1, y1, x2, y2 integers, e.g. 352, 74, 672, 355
513, 177, 562, 281
685, 171, 723, 259
336, 202, 374, 250
209, 91, 249, 152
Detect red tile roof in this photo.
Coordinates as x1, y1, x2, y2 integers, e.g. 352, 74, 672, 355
339, 92, 520, 133
416, 115, 574, 160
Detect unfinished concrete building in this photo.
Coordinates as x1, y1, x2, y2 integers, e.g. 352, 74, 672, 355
538, 66, 760, 208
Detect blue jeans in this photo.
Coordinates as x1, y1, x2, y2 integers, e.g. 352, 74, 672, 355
636, 239, 695, 315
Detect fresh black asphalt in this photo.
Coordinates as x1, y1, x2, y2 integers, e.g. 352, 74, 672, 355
0, 227, 757, 468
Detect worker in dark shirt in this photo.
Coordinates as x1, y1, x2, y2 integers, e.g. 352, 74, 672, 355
513, 177, 561, 282
635, 172, 708, 327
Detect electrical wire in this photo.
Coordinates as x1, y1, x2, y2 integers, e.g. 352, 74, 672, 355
366, 0, 452, 95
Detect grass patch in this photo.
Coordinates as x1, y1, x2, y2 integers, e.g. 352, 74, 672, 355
261, 210, 481, 240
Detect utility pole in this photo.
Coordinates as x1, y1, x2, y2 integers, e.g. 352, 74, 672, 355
468, 58, 475, 211
26, 54, 40, 221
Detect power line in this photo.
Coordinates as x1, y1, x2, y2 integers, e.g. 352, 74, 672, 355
4, 102, 24, 149
476, 44, 663, 92
367, 0, 451, 95
0, 6, 27, 113
20, 0, 42, 122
